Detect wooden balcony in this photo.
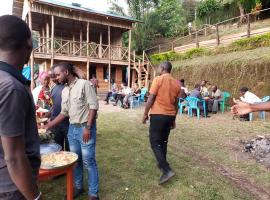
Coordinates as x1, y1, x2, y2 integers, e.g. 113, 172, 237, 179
34, 37, 129, 65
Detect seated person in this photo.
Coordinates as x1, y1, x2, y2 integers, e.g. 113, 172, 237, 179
189, 84, 208, 116
124, 83, 141, 108
234, 87, 262, 121
200, 80, 209, 97
208, 85, 222, 114
113, 83, 131, 107
104, 82, 118, 105
179, 79, 189, 99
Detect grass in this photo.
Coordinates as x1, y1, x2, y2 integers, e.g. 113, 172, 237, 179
39, 108, 270, 199
172, 46, 270, 69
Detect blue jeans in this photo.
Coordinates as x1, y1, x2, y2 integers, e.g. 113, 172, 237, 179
68, 123, 99, 196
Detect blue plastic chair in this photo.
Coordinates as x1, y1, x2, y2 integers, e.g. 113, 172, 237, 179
130, 88, 148, 109
130, 95, 140, 109
249, 96, 270, 121
219, 91, 231, 113
187, 97, 200, 119
179, 96, 190, 116
138, 87, 148, 105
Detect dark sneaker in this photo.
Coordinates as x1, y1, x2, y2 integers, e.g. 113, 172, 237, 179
159, 170, 175, 185
63, 188, 85, 200
74, 188, 85, 198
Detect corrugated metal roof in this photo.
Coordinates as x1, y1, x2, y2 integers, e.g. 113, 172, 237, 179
35, 0, 142, 23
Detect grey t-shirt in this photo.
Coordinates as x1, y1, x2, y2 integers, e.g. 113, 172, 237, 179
0, 65, 41, 193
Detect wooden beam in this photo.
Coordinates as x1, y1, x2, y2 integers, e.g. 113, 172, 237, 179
28, 3, 35, 91
99, 32, 102, 58
138, 60, 141, 88
108, 26, 111, 90
46, 19, 50, 53
247, 14, 251, 38
80, 29, 82, 56
50, 15, 55, 67
216, 24, 220, 46
86, 21, 90, 80
146, 63, 150, 89
42, 27, 45, 53
72, 34, 75, 55
128, 30, 131, 87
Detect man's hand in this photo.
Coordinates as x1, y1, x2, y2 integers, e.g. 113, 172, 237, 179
170, 121, 176, 129
142, 114, 149, 124
83, 128, 91, 143
40, 123, 49, 130
231, 102, 252, 115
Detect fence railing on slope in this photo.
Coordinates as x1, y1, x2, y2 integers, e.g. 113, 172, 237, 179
145, 7, 270, 55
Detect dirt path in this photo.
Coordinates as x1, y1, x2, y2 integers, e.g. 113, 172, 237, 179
170, 143, 270, 200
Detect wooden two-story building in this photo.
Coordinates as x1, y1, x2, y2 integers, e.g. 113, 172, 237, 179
13, 0, 155, 92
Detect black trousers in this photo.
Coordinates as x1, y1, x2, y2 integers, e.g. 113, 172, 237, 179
149, 114, 175, 173
51, 126, 70, 151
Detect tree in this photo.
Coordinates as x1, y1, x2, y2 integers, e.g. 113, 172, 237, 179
108, 1, 126, 16
221, 0, 260, 23
156, 0, 186, 37
197, 0, 221, 24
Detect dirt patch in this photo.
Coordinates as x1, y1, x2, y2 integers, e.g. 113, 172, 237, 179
179, 147, 270, 200
243, 135, 270, 168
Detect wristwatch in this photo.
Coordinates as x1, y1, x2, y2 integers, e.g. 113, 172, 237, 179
85, 124, 91, 130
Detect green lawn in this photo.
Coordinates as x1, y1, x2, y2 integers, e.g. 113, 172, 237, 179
40, 108, 270, 199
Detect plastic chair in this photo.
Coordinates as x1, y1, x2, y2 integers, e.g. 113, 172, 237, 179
249, 96, 270, 121
138, 87, 148, 105
187, 97, 200, 119
130, 95, 140, 109
179, 96, 190, 116
219, 91, 231, 113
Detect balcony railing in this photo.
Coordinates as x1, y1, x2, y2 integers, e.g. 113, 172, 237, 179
34, 37, 129, 61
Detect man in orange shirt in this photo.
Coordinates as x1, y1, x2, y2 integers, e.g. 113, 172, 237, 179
142, 61, 181, 184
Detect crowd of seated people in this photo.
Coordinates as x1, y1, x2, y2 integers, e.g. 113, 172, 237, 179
179, 79, 224, 116
104, 82, 146, 108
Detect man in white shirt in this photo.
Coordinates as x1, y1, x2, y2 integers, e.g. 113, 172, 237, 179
240, 87, 262, 104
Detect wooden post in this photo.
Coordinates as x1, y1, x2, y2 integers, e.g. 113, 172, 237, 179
133, 50, 136, 71
28, 5, 34, 91
72, 34, 75, 55
204, 26, 207, 37
50, 15, 54, 67
171, 42, 174, 51
138, 60, 141, 88
158, 45, 161, 53
195, 30, 199, 48
42, 27, 45, 53
216, 24, 220, 46
146, 63, 150, 89
99, 32, 102, 58
86, 22, 90, 80
108, 26, 111, 90
46, 19, 50, 53
128, 29, 131, 87
80, 29, 82, 56
247, 14, 251, 38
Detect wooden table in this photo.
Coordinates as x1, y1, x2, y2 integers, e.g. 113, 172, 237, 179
38, 164, 75, 200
